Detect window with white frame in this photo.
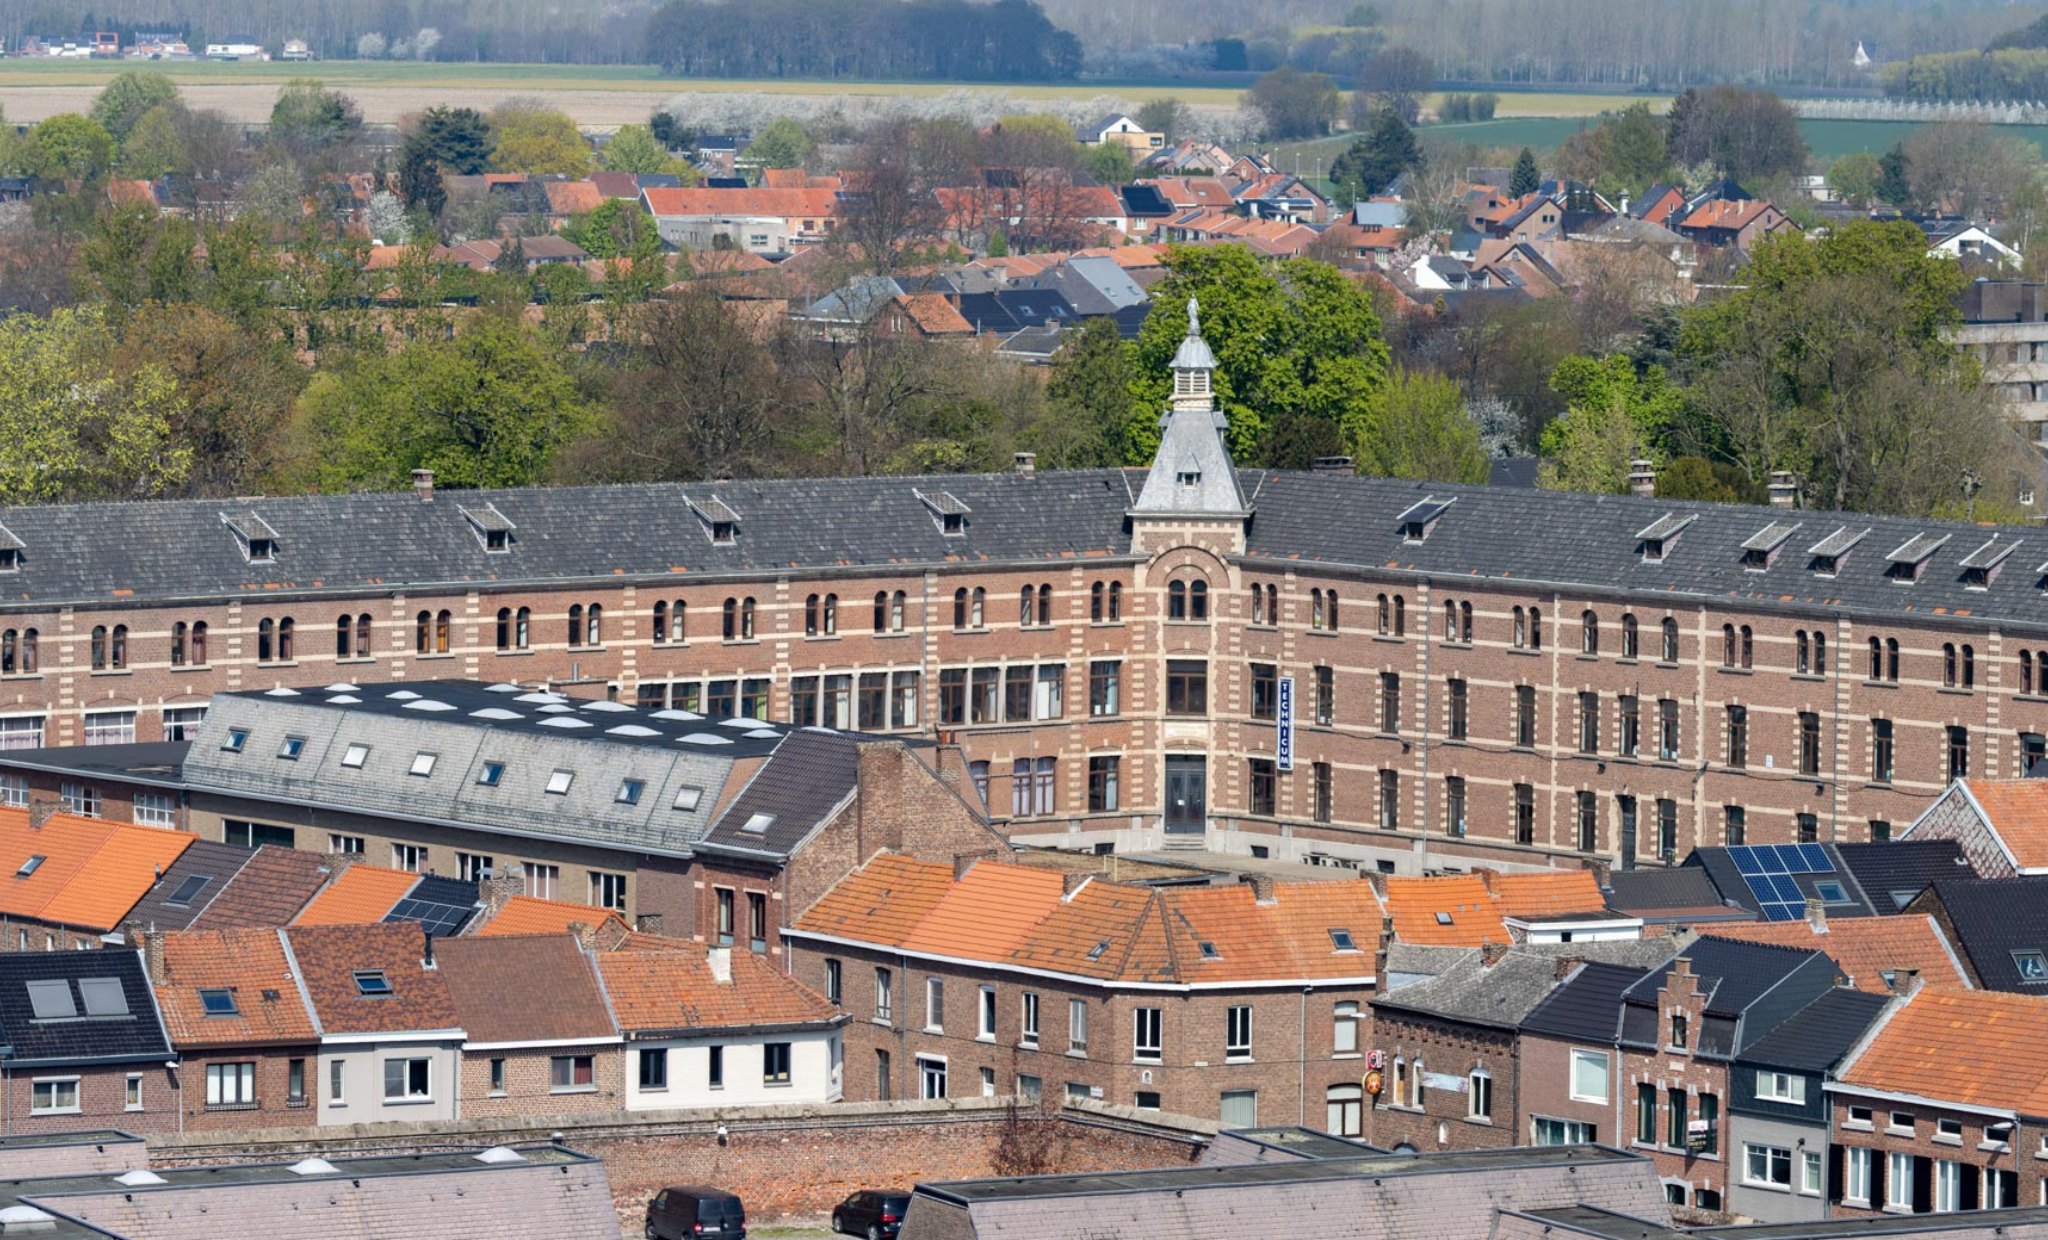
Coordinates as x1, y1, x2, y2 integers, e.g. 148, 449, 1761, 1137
329, 834, 363, 855
383, 1057, 431, 1101
82, 710, 135, 746
30, 1078, 79, 1115
978, 986, 997, 1041
1570, 1050, 1609, 1103
1754, 1069, 1806, 1104
1887, 1151, 1915, 1209
60, 782, 100, 817
1226, 1006, 1251, 1059
1744, 1143, 1793, 1187
1068, 998, 1088, 1053
526, 864, 559, 900
925, 977, 944, 1032
132, 791, 175, 828
1021, 992, 1039, 1047
0, 773, 27, 808
206, 1062, 255, 1107
1533, 1117, 1594, 1145
1843, 1145, 1872, 1204
1935, 1158, 1962, 1212
125, 1073, 143, 1111
1133, 1007, 1162, 1062
1469, 1069, 1493, 1119
391, 843, 424, 873
0, 716, 45, 751
918, 1056, 947, 1100
1801, 1150, 1823, 1195
1333, 1001, 1359, 1054
590, 871, 627, 911
161, 706, 207, 742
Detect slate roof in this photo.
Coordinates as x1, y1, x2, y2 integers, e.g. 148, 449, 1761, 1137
1620, 936, 1842, 1057
696, 727, 860, 858
0, 469, 1137, 610
188, 846, 329, 929
1912, 876, 2048, 992
1373, 941, 1677, 1029
154, 928, 318, 1048
283, 922, 460, 1036
596, 947, 838, 1036
1833, 840, 1971, 911
0, 950, 172, 1067
1520, 961, 1653, 1041
1603, 868, 1747, 922
1701, 914, 1967, 993
1684, 843, 1878, 919
1738, 987, 1889, 1073
432, 936, 617, 1045
126, 840, 259, 932
1838, 986, 2048, 1115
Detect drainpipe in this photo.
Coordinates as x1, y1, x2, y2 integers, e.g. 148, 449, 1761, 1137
1298, 988, 1309, 1126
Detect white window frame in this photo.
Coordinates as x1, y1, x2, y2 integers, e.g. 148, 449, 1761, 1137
1133, 1006, 1162, 1063
977, 985, 997, 1042
132, 791, 176, 828
1888, 1151, 1915, 1209
1844, 1145, 1872, 1205
30, 1077, 80, 1115
125, 1073, 143, 1111
1801, 1149, 1823, 1196
383, 1056, 432, 1102
1569, 1049, 1610, 1103
1754, 1069, 1806, 1105
391, 843, 423, 873
1468, 1069, 1493, 1120
82, 709, 136, 746
0, 772, 25, 808
1225, 1005, 1252, 1060
329, 1058, 347, 1107
1068, 998, 1088, 1053
918, 1055, 947, 1101
1743, 1142, 1793, 1188
925, 977, 944, 1033
341, 743, 369, 769
205, 1061, 256, 1107
1020, 991, 1039, 1048
1935, 1158, 1962, 1212
1333, 1001, 1359, 1055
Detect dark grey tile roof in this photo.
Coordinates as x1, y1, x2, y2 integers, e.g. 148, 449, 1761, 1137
1520, 961, 1649, 1041
1834, 841, 1971, 913
1918, 876, 2048, 992
0, 470, 1138, 609
698, 728, 861, 858
1738, 988, 1890, 1073
1620, 936, 1842, 1056
1684, 845, 1878, 920
126, 839, 258, 932
0, 951, 171, 1067
1376, 941, 1680, 1029
0, 742, 187, 789
1621, 936, 1828, 1016
1604, 868, 1742, 916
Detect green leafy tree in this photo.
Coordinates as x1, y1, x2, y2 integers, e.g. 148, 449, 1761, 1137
1126, 245, 1389, 464
1537, 354, 1682, 494
1509, 147, 1541, 196
405, 106, 492, 175
0, 307, 192, 503
79, 204, 161, 311
1082, 141, 1135, 186
648, 109, 690, 151
1665, 85, 1806, 183
1245, 66, 1340, 140
268, 80, 363, 167
601, 124, 672, 174
118, 102, 183, 179
1825, 151, 1883, 209
1349, 369, 1489, 483
985, 226, 1009, 258
1655, 456, 1740, 502
90, 70, 178, 143
744, 118, 812, 172
564, 199, 629, 258
1597, 103, 1671, 197
488, 103, 590, 176
397, 144, 448, 217
24, 113, 115, 182
1135, 98, 1189, 143
1328, 106, 1420, 206
1033, 317, 1132, 467
287, 314, 595, 491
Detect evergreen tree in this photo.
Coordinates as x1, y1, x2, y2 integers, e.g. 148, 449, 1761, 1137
397, 146, 447, 218
1509, 147, 1541, 196
1328, 106, 1421, 206
1878, 143, 1912, 206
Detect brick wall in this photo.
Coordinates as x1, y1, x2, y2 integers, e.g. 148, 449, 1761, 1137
175, 1047, 316, 1132
0, 1063, 177, 1136
458, 1045, 625, 1120
1618, 964, 1733, 1219
1367, 1009, 1516, 1152
143, 1097, 1209, 1231
1830, 1095, 2036, 1216
1899, 784, 2017, 878
1519, 1032, 1620, 1148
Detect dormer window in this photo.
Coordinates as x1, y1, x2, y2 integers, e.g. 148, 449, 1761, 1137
1634, 512, 1694, 563
1807, 526, 1868, 578
1740, 521, 1798, 571
1177, 470, 1201, 489
1885, 533, 1949, 583
1398, 497, 1455, 544
688, 497, 741, 546
916, 490, 971, 536
459, 504, 516, 553
221, 512, 279, 564
0, 525, 20, 572
1960, 537, 2019, 589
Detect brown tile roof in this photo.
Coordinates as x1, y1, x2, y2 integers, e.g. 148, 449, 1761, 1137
293, 865, 418, 926
1680, 199, 1785, 233
284, 922, 460, 1035
1840, 986, 2048, 1112
189, 846, 329, 929
891, 293, 974, 336
588, 170, 641, 199
543, 180, 605, 216
1956, 780, 2048, 869
432, 935, 616, 1044
1702, 916, 1968, 994
642, 186, 841, 221
0, 807, 196, 932
1168, 880, 1387, 983
155, 929, 318, 1047
471, 894, 626, 938
1496, 870, 1608, 919
596, 947, 837, 1035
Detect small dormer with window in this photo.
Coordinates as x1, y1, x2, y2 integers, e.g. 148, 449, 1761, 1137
1397, 497, 1454, 544
687, 496, 741, 546
459, 504, 516, 553
1634, 512, 1695, 563
915, 489, 970, 536
1885, 532, 1949, 584
1960, 537, 2019, 590
1807, 526, 1868, 578
0, 524, 21, 572
1739, 521, 1798, 571
221, 512, 279, 564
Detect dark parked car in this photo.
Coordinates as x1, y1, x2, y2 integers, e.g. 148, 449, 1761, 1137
647, 1186, 746, 1240
831, 1189, 913, 1239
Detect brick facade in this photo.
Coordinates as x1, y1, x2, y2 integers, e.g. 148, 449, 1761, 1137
1367, 1009, 1517, 1152
458, 1045, 625, 1119
175, 1049, 316, 1132
1519, 1031, 1621, 1147
0, 1063, 177, 1136
1618, 961, 1733, 1218
1829, 1095, 2036, 1216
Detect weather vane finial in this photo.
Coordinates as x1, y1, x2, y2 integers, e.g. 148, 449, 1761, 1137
1188, 296, 1201, 338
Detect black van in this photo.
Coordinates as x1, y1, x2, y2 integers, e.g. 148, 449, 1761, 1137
646, 1186, 747, 1240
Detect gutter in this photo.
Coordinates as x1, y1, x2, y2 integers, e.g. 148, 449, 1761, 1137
780, 927, 1374, 992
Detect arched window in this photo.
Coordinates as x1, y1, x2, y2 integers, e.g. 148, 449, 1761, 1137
1092, 581, 1107, 623
1722, 624, 1737, 668
1387, 595, 1398, 636
335, 616, 351, 659
1459, 601, 1472, 643
873, 592, 888, 634
1018, 586, 1035, 627
1661, 617, 1679, 663
806, 593, 822, 636
1943, 643, 1957, 688
1310, 588, 1324, 630
724, 598, 739, 640
953, 588, 969, 630
417, 610, 433, 654
1110, 581, 1124, 621
1621, 613, 1638, 659
1168, 581, 1187, 620
514, 608, 530, 650
1812, 630, 1825, 673
497, 607, 514, 651
1962, 644, 1975, 689
1189, 580, 1208, 621
1264, 584, 1277, 625
1868, 636, 1883, 681
1513, 606, 1527, 649
567, 604, 586, 647
188, 622, 204, 667
890, 591, 905, 633
970, 588, 985, 628
2027, 653, 2038, 697
1886, 638, 1900, 682
258, 618, 276, 663
1797, 631, 1810, 674
1250, 585, 1265, 625
1443, 600, 1458, 640
0, 630, 13, 675
820, 594, 835, 636
1738, 625, 1752, 669
740, 597, 756, 640
1581, 610, 1599, 656
434, 610, 451, 654
1529, 608, 1543, 651
1377, 593, 1390, 634
1037, 584, 1052, 626
277, 617, 294, 661
107, 625, 126, 669
90, 626, 107, 670
173, 622, 189, 667
653, 600, 669, 644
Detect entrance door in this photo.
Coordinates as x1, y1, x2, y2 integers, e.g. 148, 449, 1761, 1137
1617, 795, 1637, 870
1164, 755, 1207, 834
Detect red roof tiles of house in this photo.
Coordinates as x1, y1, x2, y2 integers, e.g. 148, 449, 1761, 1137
1949, 780, 2048, 869
432, 934, 616, 1044
890, 293, 975, 336
1705, 915, 1969, 994
642, 187, 841, 221
542, 180, 605, 216
471, 893, 626, 938
1679, 199, 1778, 232
596, 946, 838, 1035
189, 846, 330, 929
0, 806, 195, 932
155, 928, 318, 1047
1840, 986, 2048, 1113
284, 922, 460, 1035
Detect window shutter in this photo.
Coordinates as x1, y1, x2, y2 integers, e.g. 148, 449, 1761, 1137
1870, 1147, 1885, 1209
1960, 1163, 1979, 1212
1912, 1154, 1933, 1214
1826, 1145, 1844, 1202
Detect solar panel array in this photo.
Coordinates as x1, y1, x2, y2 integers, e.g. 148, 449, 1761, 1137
385, 876, 481, 938
1728, 844, 1834, 921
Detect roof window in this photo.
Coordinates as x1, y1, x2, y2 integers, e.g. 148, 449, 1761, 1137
221, 511, 279, 564
616, 778, 645, 805
15, 856, 43, 878
409, 752, 437, 777
78, 978, 126, 1017
2013, 950, 2048, 983
673, 786, 704, 811
352, 970, 392, 998
1435, 911, 1454, 925
1396, 497, 1455, 543
278, 736, 306, 760
222, 729, 249, 753
1086, 940, 1110, 960
24, 979, 74, 1020
741, 812, 776, 835
459, 504, 517, 553
688, 496, 741, 545
1635, 512, 1695, 563
1740, 521, 1798, 571
164, 874, 211, 907
0, 524, 21, 571
545, 770, 574, 795
477, 761, 505, 787
199, 988, 238, 1016
340, 744, 369, 769
916, 489, 971, 536
1329, 928, 1356, 952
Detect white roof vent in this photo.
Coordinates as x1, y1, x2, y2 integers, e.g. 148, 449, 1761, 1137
287, 1158, 341, 1176
651, 710, 704, 721
402, 699, 457, 712
386, 690, 422, 701
323, 683, 360, 693
679, 732, 733, 746
263, 687, 300, 697
471, 1146, 528, 1165
327, 695, 361, 704
515, 692, 569, 704
115, 1169, 167, 1186
0, 1204, 56, 1229
470, 708, 522, 721
607, 725, 662, 738
579, 700, 636, 713
536, 717, 593, 729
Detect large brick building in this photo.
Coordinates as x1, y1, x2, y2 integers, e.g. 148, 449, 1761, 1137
4, 304, 2048, 874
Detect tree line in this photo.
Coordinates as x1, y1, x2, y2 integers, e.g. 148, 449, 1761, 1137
644, 0, 1080, 81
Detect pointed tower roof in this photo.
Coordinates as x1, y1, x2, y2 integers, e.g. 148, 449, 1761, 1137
1132, 298, 1250, 517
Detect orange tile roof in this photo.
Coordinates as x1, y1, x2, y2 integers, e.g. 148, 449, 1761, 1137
1841, 987, 2048, 1112
899, 861, 1065, 958
892, 292, 974, 336
473, 894, 625, 938
1680, 199, 1778, 232
542, 180, 604, 216
1168, 880, 1387, 983
1384, 874, 1508, 946
642, 186, 841, 221
1957, 780, 2048, 868
798, 853, 955, 944
292, 865, 419, 926
1496, 870, 1607, 919
1701, 916, 1968, 993
155, 928, 317, 1047
597, 947, 838, 1033
0, 807, 196, 932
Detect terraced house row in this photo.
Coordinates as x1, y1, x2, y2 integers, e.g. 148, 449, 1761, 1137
6, 304, 2048, 872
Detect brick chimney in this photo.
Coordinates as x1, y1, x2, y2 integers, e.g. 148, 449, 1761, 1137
411, 467, 435, 502
954, 852, 993, 880
1013, 452, 1036, 476
1473, 868, 1499, 895
1373, 914, 1396, 982
1804, 897, 1828, 933
565, 920, 598, 952
929, 741, 969, 794
1767, 470, 1799, 508
1062, 871, 1092, 896
132, 926, 165, 983
1889, 968, 1922, 995
635, 912, 665, 936
1628, 459, 1656, 498
1579, 856, 1612, 887
1556, 955, 1584, 981
28, 795, 61, 829
1480, 940, 1510, 967
480, 863, 526, 916
1240, 873, 1276, 905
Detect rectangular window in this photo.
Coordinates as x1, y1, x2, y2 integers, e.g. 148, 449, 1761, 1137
590, 871, 627, 912
60, 782, 101, 817
747, 891, 767, 952
1133, 1007, 1162, 1062
1577, 791, 1597, 852
1515, 685, 1536, 747
1745, 1143, 1793, 1187
1226, 1006, 1252, 1059
1887, 1152, 1914, 1210
1469, 1072, 1493, 1120
82, 710, 136, 746
1697, 1092, 1718, 1153
1379, 769, 1399, 830
1935, 1158, 1962, 1212
978, 986, 997, 1040
1659, 698, 1680, 760
1251, 663, 1278, 720
708, 1044, 724, 1089
31, 1078, 80, 1115
1166, 660, 1207, 715
1445, 677, 1467, 739
1249, 758, 1276, 816
820, 675, 851, 729
1380, 672, 1401, 733
1579, 691, 1599, 752
1802, 1150, 1823, 1196
875, 968, 893, 1023
1068, 999, 1088, 1053
1618, 695, 1639, 757
858, 672, 888, 731
330, 1059, 346, 1106
1534, 1117, 1594, 1146
1726, 705, 1748, 767
1087, 756, 1120, 812
1949, 725, 1970, 781
1754, 1069, 1806, 1104
1445, 776, 1466, 837
1667, 1086, 1687, 1147
794, 675, 822, 727
1317, 665, 1336, 726
1089, 660, 1121, 716
824, 959, 841, 1006
457, 852, 493, 882
1220, 1090, 1258, 1127
1004, 666, 1032, 723
763, 1042, 792, 1085
205, 1062, 256, 1107
1019, 1074, 1042, 1103
489, 1057, 507, 1096
890, 671, 919, 729
1657, 798, 1677, 862
1021, 992, 1039, 1048
528, 862, 560, 899
970, 667, 999, 724
1570, 1049, 1609, 1103
382, 1057, 431, 1101
0, 773, 24, 809
925, 977, 944, 1032
1845, 1145, 1872, 1204
224, 821, 295, 849
1725, 805, 1746, 846
1313, 762, 1333, 824
1872, 719, 1895, 783
1799, 711, 1821, 776
549, 1055, 596, 1093
919, 1057, 947, 1101
133, 791, 176, 828
287, 1058, 305, 1105
391, 843, 424, 873
1637, 1083, 1657, 1144
638, 1047, 669, 1091
0, 717, 45, 752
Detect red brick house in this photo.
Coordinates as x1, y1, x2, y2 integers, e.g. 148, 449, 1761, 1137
0, 949, 176, 1134
146, 927, 319, 1130
435, 934, 622, 1118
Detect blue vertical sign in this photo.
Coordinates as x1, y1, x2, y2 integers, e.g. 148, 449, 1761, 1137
1277, 675, 1295, 772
